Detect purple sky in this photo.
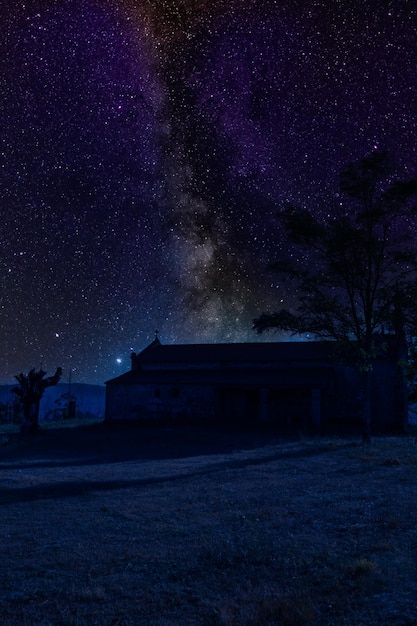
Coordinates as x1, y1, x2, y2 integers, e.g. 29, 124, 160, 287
1, 0, 416, 384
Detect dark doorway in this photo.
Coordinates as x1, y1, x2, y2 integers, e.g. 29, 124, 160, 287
269, 389, 311, 429
219, 388, 260, 426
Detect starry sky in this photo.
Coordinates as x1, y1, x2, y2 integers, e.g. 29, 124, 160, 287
1, 0, 416, 385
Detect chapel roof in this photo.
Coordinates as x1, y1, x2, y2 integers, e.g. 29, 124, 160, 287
105, 339, 336, 385
135, 339, 334, 364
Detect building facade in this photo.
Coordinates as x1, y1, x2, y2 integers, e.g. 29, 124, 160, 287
105, 336, 407, 433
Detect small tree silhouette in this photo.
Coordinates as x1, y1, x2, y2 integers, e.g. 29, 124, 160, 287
12, 367, 62, 433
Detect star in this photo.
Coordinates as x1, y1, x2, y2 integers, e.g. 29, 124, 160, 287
0, 0, 416, 384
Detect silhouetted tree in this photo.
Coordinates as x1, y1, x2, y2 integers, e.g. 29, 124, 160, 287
254, 151, 417, 442
12, 367, 62, 434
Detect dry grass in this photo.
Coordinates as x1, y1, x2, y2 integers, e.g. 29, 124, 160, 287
0, 426, 416, 625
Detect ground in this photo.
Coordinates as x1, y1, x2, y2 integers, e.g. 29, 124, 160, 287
0, 422, 416, 625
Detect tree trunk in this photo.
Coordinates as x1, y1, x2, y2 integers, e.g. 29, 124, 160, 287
21, 402, 31, 434
361, 370, 372, 444
21, 400, 40, 434
396, 363, 409, 434
29, 400, 40, 434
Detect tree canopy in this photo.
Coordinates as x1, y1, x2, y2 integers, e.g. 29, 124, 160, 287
253, 151, 417, 441
254, 151, 417, 363
12, 367, 62, 433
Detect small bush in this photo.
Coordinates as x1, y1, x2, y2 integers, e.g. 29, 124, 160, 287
348, 557, 378, 578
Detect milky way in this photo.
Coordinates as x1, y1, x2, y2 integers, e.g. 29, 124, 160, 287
1, 0, 416, 384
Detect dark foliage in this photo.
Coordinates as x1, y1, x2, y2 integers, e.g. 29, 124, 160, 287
12, 367, 63, 434
254, 151, 417, 441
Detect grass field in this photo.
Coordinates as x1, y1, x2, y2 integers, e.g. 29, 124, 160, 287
0, 424, 416, 625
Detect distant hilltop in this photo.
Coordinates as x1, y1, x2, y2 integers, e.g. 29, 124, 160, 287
0, 383, 105, 422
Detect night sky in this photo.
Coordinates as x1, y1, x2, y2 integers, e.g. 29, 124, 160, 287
1, 0, 416, 385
